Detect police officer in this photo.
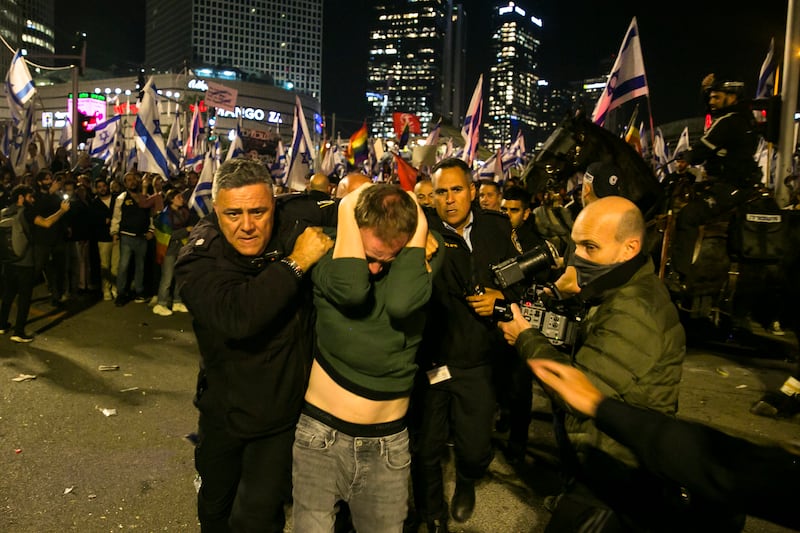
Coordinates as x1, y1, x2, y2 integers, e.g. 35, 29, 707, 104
671, 77, 762, 276
175, 159, 333, 532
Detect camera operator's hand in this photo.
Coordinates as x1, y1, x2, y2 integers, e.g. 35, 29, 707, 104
497, 303, 532, 345
466, 287, 503, 317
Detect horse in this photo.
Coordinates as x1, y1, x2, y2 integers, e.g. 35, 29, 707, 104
521, 112, 664, 220
521, 113, 800, 352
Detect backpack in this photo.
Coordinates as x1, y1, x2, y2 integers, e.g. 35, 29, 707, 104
0, 209, 29, 263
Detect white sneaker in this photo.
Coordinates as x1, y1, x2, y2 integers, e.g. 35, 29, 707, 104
172, 302, 189, 313
770, 321, 786, 336
103, 292, 113, 301
153, 304, 173, 316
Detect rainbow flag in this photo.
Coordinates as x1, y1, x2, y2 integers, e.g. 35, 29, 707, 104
346, 122, 369, 167
153, 208, 172, 265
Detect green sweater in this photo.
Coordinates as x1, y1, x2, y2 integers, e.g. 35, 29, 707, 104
312, 245, 436, 400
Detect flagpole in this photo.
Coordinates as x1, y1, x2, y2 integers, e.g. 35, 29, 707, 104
71, 64, 79, 163
777, 0, 800, 206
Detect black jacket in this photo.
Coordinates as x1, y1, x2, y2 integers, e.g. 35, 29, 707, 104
686, 102, 761, 188
275, 190, 338, 229
175, 212, 315, 439
88, 195, 116, 242
419, 207, 521, 369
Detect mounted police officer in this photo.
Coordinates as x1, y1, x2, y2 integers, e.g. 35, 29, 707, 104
670, 76, 762, 277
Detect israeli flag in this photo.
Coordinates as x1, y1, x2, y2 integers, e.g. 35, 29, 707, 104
59, 118, 72, 150
165, 109, 183, 175
271, 139, 287, 184
89, 115, 122, 164
425, 119, 441, 147
133, 77, 170, 177
461, 74, 483, 166
5, 50, 36, 124
591, 17, 649, 127
189, 150, 215, 218
225, 118, 244, 162
286, 95, 315, 191
756, 38, 776, 99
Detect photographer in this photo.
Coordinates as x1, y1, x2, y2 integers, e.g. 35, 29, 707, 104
497, 196, 715, 531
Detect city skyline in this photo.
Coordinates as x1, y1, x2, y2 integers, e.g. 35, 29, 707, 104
53, 0, 789, 132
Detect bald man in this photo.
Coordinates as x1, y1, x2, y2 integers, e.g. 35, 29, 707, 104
499, 195, 687, 531
308, 173, 332, 196
334, 172, 372, 199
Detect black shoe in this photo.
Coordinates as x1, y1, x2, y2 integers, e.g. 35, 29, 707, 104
114, 296, 126, 307
450, 475, 475, 523
426, 519, 449, 533
0, 323, 11, 335
751, 392, 800, 418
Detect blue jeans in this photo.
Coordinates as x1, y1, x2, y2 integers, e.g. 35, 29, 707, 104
117, 234, 147, 296
292, 411, 410, 533
156, 253, 182, 306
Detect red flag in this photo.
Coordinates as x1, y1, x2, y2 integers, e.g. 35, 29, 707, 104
392, 112, 422, 138
393, 153, 417, 192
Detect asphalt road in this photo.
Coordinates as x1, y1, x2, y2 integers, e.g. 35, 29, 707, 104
1, 286, 798, 532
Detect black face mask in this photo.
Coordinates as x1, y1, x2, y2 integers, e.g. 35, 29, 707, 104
570, 255, 623, 288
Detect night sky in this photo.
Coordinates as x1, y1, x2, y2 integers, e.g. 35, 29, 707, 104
55, 0, 789, 132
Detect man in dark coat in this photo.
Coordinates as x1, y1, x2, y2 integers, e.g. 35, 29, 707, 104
175, 159, 333, 532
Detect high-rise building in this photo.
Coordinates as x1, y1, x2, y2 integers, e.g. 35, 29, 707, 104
21, 1, 55, 60
485, 1, 541, 151
145, 0, 323, 99
0, 0, 55, 74
366, 0, 465, 139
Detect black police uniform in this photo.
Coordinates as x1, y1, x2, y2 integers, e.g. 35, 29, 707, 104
410, 207, 522, 525
672, 97, 762, 276
175, 208, 315, 532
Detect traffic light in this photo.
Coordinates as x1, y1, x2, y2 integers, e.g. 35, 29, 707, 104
136, 70, 146, 100
77, 110, 92, 145
751, 95, 781, 144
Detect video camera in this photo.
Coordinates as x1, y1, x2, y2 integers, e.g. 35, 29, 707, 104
490, 242, 583, 349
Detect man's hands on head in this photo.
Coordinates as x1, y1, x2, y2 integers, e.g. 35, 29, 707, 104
289, 226, 334, 272
527, 359, 604, 418
497, 302, 532, 345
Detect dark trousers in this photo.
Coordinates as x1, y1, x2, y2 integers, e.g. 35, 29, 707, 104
0, 264, 35, 335
493, 345, 533, 456
410, 364, 495, 523
34, 241, 66, 299
195, 413, 294, 533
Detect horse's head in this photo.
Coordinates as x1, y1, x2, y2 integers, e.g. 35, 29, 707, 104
522, 113, 664, 219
